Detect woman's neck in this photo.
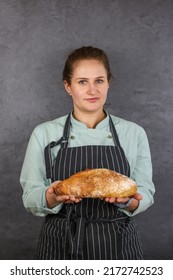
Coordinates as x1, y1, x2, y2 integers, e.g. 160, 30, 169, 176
73, 108, 106, 128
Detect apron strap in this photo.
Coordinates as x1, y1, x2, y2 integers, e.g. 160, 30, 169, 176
109, 116, 121, 147
44, 113, 71, 180
109, 116, 130, 177
62, 113, 71, 148
67, 212, 86, 259
44, 137, 67, 180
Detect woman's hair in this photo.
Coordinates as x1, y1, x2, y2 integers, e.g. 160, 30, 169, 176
62, 46, 112, 84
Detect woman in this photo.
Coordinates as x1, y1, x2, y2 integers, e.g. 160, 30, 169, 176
20, 46, 155, 260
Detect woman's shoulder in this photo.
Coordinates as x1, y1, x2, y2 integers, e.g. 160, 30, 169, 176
31, 114, 68, 140
110, 114, 146, 136
35, 115, 68, 129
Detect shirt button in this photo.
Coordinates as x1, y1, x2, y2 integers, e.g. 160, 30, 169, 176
70, 135, 75, 139
107, 134, 112, 139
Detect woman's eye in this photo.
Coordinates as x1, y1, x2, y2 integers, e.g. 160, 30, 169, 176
79, 80, 87, 85
96, 79, 104, 84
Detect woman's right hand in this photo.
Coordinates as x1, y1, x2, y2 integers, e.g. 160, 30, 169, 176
45, 181, 82, 209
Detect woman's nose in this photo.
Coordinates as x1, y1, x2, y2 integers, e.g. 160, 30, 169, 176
87, 83, 97, 95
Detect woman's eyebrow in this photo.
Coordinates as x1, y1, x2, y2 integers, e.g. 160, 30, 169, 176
95, 76, 105, 79
76, 76, 106, 80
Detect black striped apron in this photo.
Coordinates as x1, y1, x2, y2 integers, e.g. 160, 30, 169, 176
36, 113, 143, 260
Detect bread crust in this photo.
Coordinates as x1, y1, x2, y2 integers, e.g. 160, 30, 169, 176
53, 168, 137, 198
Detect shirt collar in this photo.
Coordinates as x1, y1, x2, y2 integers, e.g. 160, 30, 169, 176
70, 110, 110, 130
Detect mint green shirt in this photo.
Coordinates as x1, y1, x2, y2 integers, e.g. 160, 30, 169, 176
20, 113, 155, 217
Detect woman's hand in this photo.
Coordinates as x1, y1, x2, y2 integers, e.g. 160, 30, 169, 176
46, 181, 82, 209
104, 192, 143, 212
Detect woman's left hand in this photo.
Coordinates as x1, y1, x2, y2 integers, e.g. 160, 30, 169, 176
104, 192, 143, 211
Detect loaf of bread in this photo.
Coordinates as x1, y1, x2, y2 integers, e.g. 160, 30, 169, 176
53, 168, 137, 198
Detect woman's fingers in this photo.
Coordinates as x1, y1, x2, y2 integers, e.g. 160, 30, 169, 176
56, 194, 82, 203
104, 192, 143, 204
133, 192, 143, 200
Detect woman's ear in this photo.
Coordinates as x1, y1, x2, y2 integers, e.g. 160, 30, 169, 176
64, 80, 71, 94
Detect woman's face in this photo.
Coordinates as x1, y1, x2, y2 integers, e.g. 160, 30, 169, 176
64, 59, 110, 114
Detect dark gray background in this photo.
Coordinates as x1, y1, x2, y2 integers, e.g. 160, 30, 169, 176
0, 0, 173, 260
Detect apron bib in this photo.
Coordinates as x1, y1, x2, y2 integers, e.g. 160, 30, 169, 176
36, 113, 143, 260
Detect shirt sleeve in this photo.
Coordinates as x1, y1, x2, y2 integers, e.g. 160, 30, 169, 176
20, 127, 63, 216
121, 127, 155, 217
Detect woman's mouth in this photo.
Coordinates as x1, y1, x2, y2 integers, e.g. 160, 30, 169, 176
85, 98, 99, 103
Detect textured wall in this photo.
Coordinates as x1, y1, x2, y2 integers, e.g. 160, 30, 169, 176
0, 0, 173, 259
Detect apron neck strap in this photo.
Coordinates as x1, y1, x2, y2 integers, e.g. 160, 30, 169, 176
62, 113, 71, 146
44, 113, 71, 180
109, 115, 121, 147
